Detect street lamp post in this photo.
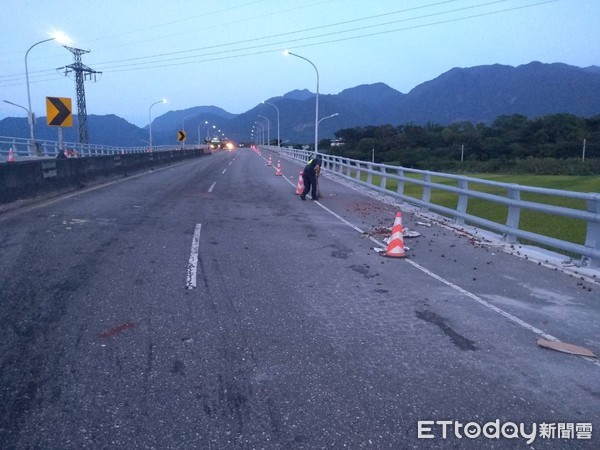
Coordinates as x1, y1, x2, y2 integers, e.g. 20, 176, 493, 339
148, 99, 166, 151
262, 101, 280, 150
254, 122, 265, 146
182, 114, 195, 148
258, 115, 270, 145
198, 120, 209, 145
25, 33, 70, 155
284, 50, 319, 153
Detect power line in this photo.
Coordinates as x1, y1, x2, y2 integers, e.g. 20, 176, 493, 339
96, 0, 554, 73
0, 0, 488, 80
0, 0, 557, 87
87, 0, 338, 53
96, 1, 554, 75
91, 0, 461, 68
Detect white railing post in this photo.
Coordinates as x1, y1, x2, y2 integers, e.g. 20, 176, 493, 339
583, 194, 600, 267
456, 179, 469, 225
504, 185, 521, 243
379, 166, 387, 190
366, 163, 373, 185
396, 168, 404, 196
421, 172, 432, 212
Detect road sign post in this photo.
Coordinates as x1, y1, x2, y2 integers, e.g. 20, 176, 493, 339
46, 97, 73, 157
178, 130, 186, 149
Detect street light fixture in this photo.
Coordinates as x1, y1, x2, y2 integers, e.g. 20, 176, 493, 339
24, 32, 71, 155
318, 112, 339, 125
257, 115, 270, 145
262, 101, 280, 150
3, 99, 29, 115
148, 98, 166, 151
318, 113, 339, 155
283, 49, 319, 153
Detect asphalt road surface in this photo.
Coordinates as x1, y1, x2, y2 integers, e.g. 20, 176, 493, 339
1, 149, 598, 449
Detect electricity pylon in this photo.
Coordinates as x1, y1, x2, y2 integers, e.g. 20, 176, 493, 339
58, 46, 101, 144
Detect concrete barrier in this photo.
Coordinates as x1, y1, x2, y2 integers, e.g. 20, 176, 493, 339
0, 149, 206, 205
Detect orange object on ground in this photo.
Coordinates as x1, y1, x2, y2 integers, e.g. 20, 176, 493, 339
385, 212, 407, 258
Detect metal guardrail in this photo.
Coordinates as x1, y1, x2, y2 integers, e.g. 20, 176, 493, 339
0, 135, 202, 160
269, 146, 600, 267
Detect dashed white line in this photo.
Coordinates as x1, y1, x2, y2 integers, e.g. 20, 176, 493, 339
186, 223, 202, 290
222, 169, 227, 175
208, 182, 216, 193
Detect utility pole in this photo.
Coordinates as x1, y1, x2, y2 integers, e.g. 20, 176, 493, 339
58, 46, 101, 144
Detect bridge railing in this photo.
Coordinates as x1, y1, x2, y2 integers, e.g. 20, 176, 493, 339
268, 146, 600, 267
0, 135, 191, 159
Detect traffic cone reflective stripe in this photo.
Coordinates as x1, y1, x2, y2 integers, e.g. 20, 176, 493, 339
7, 148, 15, 163
295, 171, 304, 195
275, 160, 282, 176
385, 212, 407, 258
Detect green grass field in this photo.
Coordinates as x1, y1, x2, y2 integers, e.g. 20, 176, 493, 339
357, 170, 600, 249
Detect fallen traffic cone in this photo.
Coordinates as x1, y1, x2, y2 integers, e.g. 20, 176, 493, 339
7, 147, 16, 163
267, 155, 272, 166
385, 212, 407, 258
295, 171, 304, 195
275, 160, 282, 176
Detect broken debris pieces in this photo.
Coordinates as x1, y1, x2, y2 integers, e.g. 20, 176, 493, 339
537, 338, 597, 358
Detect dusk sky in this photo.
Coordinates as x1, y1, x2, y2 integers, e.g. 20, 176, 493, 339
1, 0, 599, 128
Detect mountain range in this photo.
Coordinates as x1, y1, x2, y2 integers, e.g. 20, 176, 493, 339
1, 62, 599, 146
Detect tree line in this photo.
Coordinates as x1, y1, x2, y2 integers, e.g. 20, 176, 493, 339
319, 113, 600, 174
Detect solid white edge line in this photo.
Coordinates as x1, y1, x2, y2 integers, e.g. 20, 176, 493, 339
313, 196, 600, 368
208, 182, 216, 193
268, 153, 599, 367
186, 223, 202, 290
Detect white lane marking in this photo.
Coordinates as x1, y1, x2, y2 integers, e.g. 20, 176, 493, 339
222, 168, 227, 175
186, 223, 202, 290
208, 182, 216, 193
313, 199, 600, 368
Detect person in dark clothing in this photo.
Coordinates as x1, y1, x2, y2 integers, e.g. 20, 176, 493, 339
301, 155, 322, 200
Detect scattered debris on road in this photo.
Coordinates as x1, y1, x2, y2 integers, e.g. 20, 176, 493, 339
537, 338, 597, 358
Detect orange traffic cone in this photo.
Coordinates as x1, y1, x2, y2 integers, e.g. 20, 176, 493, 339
385, 212, 407, 258
295, 171, 304, 195
267, 155, 272, 166
275, 160, 282, 176
7, 147, 16, 163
